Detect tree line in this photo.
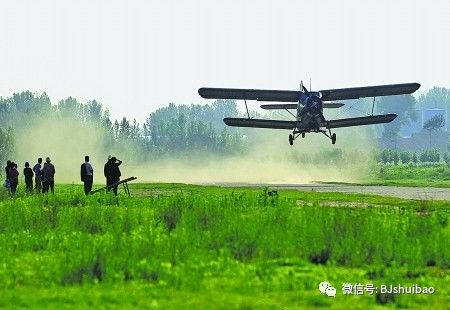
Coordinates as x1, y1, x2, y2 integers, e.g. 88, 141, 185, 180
378, 148, 450, 166
0, 91, 245, 172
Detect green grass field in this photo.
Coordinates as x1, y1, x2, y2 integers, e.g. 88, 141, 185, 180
368, 164, 450, 188
0, 183, 449, 309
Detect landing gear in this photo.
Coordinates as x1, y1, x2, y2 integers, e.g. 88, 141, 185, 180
321, 128, 337, 144
289, 132, 305, 145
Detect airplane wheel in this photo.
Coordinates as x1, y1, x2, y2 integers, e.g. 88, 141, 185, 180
331, 133, 336, 144
289, 134, 294, 146
302, 133, 305, 138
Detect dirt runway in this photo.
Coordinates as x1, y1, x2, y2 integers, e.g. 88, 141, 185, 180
216, 183, 450, 201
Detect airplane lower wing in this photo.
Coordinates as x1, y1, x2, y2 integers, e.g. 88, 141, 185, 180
223, 118, 296, 130
324, 114, 397, 129
223, 114, 396, 130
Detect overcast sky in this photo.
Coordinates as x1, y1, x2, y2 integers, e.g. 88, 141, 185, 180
1, 0, 449, 122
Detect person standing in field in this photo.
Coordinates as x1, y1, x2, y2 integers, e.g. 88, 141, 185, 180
80, 155, 94, 195
9, 162, 19, 196
103, 155, 112, 189
105, 156, 122, 196
4, 160, 12, 192
42, 157, 55, 194
103, 155, 111, 182
23, 162, 34, 194
33, 158, 43, 193
4, 160, 11, 179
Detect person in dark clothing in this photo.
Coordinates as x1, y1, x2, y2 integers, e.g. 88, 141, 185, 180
5, 160, 11, 179
42, 157, 55, 194
4, 160, 12, 191
23, 162, 34, 194
33, 158, 43, 193
103, 155, 112, 182
9, 162, 19, 195
80, 155, 94, 195
105, 156, 122, 196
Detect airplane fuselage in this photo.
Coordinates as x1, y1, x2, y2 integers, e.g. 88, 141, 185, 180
296, 92, 325, 132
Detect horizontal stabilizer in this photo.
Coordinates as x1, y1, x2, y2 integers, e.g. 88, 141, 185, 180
223, 118, 296, 130
260, 102, 344, 110
323, 102, 345, 108
260, 104, 298, 110
324, 114, 397, 129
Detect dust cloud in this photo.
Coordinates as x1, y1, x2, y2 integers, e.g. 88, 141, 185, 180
128, 127, 376, 185
14, 116, 112, 184
13, 116, 377, 185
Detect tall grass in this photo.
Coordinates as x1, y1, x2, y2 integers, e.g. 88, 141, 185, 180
0, 188, 448, 289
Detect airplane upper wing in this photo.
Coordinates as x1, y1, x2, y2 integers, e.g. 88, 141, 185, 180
199, 83, 420, 103
199, 88, 300, 102
323, 114, 397, 129
319, 83, 420, 101
223, 118, 296, 130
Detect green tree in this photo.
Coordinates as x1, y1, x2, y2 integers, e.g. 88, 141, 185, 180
85, 100, 103, 123
57, 97, 83, 120
392, 150, 399, 165
418, 87, 450, 131
443, 153, 450, 167
143, 102, 245, 155
412, 153, 418, 165
424, 114, 445, 131
380, 149, 391, 164
417, 87, 450, 110
377, 95, 417, 138
400, 151, 411, 164
423, 114, 445, 148
0, 128, 14, 176
419, 150, 428, 163
420, 148, 441, 163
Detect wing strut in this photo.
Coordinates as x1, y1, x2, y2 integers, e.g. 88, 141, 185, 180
285, 108, 296, 118
244, 98, 250, 119
371, 96, 376, 116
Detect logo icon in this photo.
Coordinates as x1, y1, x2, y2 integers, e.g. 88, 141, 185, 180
319, 281, 337, 297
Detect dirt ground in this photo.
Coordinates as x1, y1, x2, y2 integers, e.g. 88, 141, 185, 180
215, 183, 450, 201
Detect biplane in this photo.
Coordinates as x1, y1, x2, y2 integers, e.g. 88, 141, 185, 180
198, 82, 420, 145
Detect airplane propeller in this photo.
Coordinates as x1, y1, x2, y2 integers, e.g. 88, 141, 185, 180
300, 80, 307, 93
299, 80, 311, 102
300, 79, 323, 99
300, 80, 311, 93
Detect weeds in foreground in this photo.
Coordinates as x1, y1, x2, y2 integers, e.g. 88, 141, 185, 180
0, 185, 448, 308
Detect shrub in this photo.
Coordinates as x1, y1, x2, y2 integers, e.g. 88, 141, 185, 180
400, 151, 411, 164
